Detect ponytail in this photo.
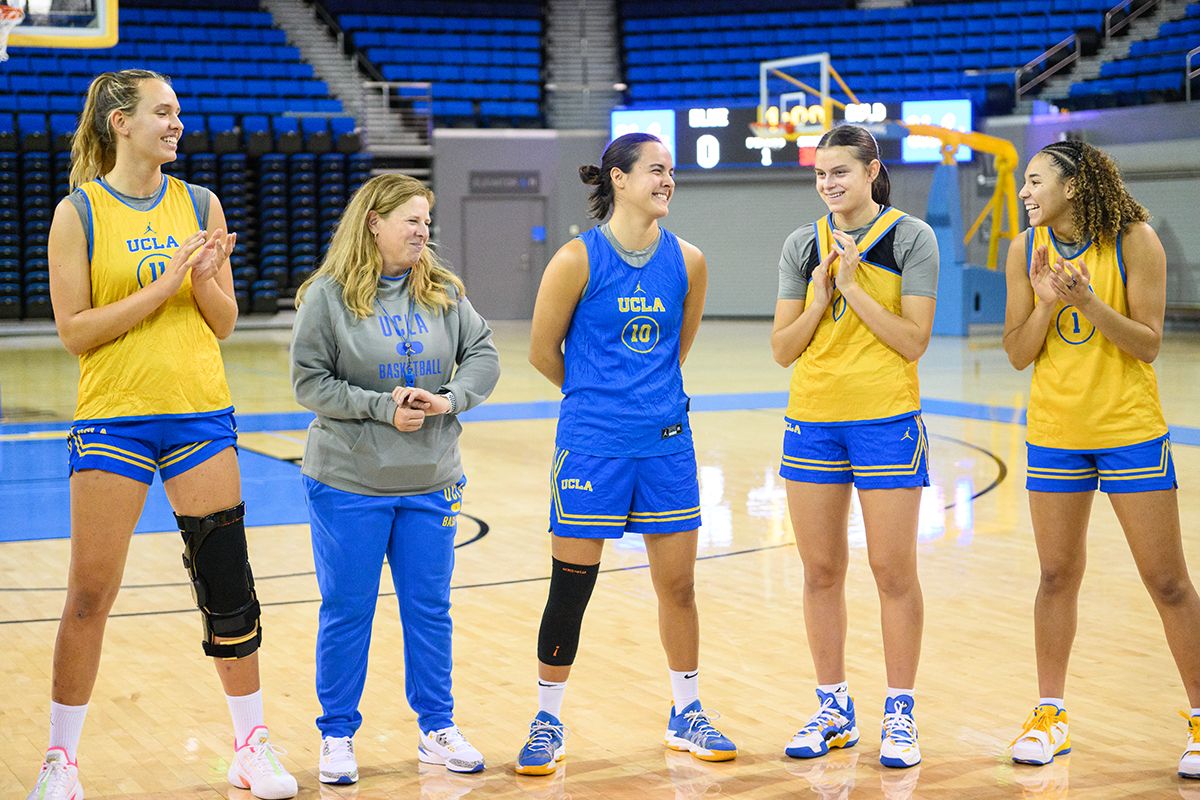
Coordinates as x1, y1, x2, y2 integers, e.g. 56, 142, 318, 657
70, 69, 170, 190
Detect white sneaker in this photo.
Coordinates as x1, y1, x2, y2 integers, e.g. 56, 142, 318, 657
879, 695, 921, 769
1180, 711, 1200, 779
418, 725, 485, 774
1011, 704, 1070, 766
227, 726, 298, 799
26, 748, 83, 800
319, 735, 358, 785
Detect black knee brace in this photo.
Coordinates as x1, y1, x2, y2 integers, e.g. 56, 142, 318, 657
175, 502, 262, 660
537, 558, 599, 666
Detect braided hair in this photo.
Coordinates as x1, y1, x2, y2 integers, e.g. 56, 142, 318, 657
1036, 139, 1148, 247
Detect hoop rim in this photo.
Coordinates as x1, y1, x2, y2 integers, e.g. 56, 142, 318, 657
748, 121, 802, 142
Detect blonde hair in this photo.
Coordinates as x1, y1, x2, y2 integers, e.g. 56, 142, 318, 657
296, 174, 465, 318
1037, 139, 1149, 248
69, 69, 171, 190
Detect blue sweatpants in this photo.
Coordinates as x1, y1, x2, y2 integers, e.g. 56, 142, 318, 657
304, 474, 464, 737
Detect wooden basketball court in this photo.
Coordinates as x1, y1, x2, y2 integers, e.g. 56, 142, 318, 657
2, 319, 1198, 799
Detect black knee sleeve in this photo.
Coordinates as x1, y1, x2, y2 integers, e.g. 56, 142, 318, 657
537, 558, 599, 666
175, 502, 262, 660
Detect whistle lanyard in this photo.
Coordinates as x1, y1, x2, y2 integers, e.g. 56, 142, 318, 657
376, 284, 418, 387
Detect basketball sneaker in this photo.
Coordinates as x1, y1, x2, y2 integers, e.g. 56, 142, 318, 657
26, 747, 82, 800
664, 700, 737, 762
227, 725, 298, 799
785, 688, 859, 759
1179, 711, 1200, 779
318, 735, 357, 785
515, 711, 566, 776
879, 695, 921, 769
1010, 704, 1070, 766
418, 725, 485, 774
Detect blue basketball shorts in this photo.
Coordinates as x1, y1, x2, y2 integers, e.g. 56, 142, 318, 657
1026, 433, 1177, 494
779, 413, 930, 489
67, 410, 238, 485
548, 446, 702, 538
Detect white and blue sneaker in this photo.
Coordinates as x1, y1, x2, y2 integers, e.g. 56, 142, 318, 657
879, 695, 921, 769
664, 700, 737, 762
515, 711, 566, 776
786, 688, 859, 759
318, 735, 357, 785
418, 725, 485, 774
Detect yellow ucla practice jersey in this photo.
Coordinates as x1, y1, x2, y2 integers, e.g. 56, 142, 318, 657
73, 176, 232, 422
786, 207, 921, 424
1026, 227, 1166, 449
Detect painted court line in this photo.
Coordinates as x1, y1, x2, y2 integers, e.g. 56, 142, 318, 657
1, 394, 1197, 446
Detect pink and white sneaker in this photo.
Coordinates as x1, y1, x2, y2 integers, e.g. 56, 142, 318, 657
26, 747, 82, 800
227, 726, 298, 799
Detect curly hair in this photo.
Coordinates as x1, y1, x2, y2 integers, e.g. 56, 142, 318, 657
1036, 139, 1148, 248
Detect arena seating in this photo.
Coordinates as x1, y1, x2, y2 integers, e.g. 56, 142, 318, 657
1066, 1, 1200, 108
0, 1, 366, 318
319, 1, 544, 126
620, 0, 1116, 114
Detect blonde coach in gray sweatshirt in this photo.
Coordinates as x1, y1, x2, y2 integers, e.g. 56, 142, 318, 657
290, 174, 500, 784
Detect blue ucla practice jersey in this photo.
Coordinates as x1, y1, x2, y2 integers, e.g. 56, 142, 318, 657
555, 226, 693, 458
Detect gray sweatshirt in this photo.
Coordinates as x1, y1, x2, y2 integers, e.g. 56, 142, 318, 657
291, 273, 501, 496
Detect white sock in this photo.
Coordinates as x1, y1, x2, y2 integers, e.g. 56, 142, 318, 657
887, 687, 915, 703
226, 689, 265, 746
537, 680, 567, 720
669, 668, 700, 712
1040, 697, 1065, 710
48, 701, 88, 762
817, 681, 850, 711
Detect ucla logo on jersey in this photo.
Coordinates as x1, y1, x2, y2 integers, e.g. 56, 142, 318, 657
618, 296, 666, 313
126, 223, 179, 254
560, 478, 594, 492
785, 420, 802, 434
135, 251, 174, 288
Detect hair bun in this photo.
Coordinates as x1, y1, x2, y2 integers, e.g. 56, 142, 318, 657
578, 164, 602, 185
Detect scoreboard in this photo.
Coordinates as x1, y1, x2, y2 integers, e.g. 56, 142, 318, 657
611, 99, 973, 171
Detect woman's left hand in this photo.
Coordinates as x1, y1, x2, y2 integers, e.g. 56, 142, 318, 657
393, 386, 452, 415
1049, 257, 1092, 308
830, 230, 862, 292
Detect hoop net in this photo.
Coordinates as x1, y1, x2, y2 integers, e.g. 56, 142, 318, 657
0, 5, 24, 63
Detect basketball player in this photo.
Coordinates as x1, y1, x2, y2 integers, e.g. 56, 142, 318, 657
513, 132, 736, 775
1003, 139, 1200, 778
28, 70, 296, 799
772, 124, 939, 769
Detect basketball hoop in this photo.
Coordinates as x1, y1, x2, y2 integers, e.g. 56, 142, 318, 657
748, 120, 800, 142
0, 3, 24, 63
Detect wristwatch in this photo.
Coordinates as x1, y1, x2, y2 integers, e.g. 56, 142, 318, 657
439, 389, 458, 414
